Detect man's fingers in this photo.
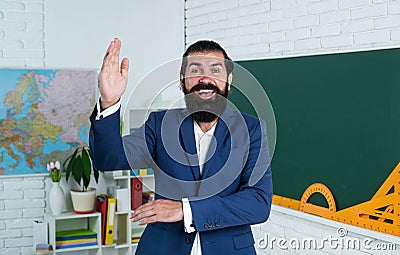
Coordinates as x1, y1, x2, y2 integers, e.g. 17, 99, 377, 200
129, 200, 183, 224
131, 202, 154, 216
103, 40, 113, 61
130, 201, 159, 222
131, 210, 155, 222
138, 215, 158, 225
110, 39, 124, 74
115, 38, 121, 65
130, 205, 156, 222
133, 201, 155, 216
101, 40, 114, 71
100, 38, 128, 81
120, 58, 129, 79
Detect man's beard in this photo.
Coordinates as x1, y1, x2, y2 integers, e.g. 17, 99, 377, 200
183, 82, 229, 123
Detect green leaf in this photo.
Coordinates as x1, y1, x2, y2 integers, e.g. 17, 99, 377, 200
64, 148, 78, 181
81, 148, 91, 180
64, 157, 71, 181
82, 147, 93, 191
88, 146, 100, 184
93, 167, 99, 184
73, 155, 83, 186
82, 175, 90, 191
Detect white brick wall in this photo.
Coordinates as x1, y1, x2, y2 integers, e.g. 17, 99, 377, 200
0, 176, 47, 255
0, 1, 46, 254
0, 0, 45, 67
185, 0, 400, 59
185, 0, 400, 254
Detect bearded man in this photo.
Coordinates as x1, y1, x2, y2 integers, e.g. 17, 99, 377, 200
89, 38, 272, 255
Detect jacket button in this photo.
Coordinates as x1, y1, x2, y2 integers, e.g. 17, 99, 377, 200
185, 237, 193, 244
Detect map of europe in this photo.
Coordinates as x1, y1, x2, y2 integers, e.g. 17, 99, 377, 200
0, 69, 96, 175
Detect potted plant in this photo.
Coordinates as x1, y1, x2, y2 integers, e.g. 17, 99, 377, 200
63, 145, 99, 214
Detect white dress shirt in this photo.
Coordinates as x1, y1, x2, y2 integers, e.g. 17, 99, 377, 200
182, 121, 216, 255
95, 99, 121, 120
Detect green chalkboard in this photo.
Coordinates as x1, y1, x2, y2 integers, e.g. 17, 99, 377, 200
231, 48, 400, 210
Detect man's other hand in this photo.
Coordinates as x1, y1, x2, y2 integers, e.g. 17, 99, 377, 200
130, 199, 184, 225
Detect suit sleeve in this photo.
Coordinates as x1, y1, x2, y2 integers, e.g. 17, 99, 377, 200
189, 119, 273, 232
89, 106, 156, 171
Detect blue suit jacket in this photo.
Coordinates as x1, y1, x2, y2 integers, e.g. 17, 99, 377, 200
89, 107, 272, 255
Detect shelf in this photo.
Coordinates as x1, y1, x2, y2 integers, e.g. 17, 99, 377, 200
45, 212, 102, 255
102, 170, 130, 180
101, 244, 116, 248
53, 245, 100, 253
50, 212, 100, 220
116, 211, 129, 215
131, 174, 154, 179
115, 243, 130, 249
44, 170, 154, 254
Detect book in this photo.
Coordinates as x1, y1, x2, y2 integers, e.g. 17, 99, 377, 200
56, 229, 97, 239
95, 194, 108, 245
56, 238, 97, 244
56, 242, 98, 249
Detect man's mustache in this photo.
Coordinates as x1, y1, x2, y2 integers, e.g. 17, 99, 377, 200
189, 83, 221, 94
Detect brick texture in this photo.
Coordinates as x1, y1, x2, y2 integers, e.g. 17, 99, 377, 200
0, 0, 44, 68
186, 0, 400, 59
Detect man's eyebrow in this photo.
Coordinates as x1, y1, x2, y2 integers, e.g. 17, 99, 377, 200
187, 62, 225, 68
188, 62, 202, 68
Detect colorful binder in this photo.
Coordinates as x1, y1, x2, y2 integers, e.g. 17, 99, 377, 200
95, 194, 108, 245
131, 177, 143, 210
105, 197, 116, 245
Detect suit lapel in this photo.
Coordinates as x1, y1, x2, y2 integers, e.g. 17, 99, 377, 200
178, 111, 201, 181
201, 108, 233, 179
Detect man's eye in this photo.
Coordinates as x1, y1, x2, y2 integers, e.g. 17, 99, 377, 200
211, 69, 221, 73
190, 69, 201, 74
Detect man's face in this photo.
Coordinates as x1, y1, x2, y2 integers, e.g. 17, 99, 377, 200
181, 51, 233, 123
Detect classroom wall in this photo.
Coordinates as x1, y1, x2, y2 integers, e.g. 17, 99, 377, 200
0, 1, 184, 254
186, 0, 400, 59
1, 0, 399, 254
184, 0, 400, 254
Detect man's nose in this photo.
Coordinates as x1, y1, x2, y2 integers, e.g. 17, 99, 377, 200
199, 75, 213, 84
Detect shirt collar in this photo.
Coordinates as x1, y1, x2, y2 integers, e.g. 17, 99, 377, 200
193, 120, 217, 136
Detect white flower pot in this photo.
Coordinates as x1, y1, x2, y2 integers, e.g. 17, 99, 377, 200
70, 188, 96, 214
49, 182, 64, 215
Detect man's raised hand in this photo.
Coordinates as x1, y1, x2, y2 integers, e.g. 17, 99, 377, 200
98, 38, 129, 110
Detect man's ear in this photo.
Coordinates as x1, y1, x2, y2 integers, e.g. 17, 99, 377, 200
227, 73, 233, 92
180, 75, 185, 91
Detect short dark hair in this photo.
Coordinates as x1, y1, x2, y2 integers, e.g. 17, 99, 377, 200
180, 40, 234, 77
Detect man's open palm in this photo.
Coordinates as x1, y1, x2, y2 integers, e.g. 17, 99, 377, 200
98, 38, 129, 110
